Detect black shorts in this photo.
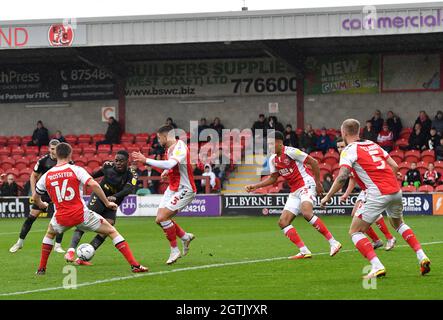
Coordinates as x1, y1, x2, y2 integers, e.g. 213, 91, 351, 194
88, 194, 117, 222
31, 193, 53, 212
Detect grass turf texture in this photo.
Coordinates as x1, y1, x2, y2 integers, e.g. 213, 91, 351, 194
0, 215, 442, 300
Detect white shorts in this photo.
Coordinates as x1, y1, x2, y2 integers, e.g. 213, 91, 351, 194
159, 186, 196, 212
354, 190, 367, 218
283, 183, 316, 216
355, 191, 403, 224
50, 210, 104, 234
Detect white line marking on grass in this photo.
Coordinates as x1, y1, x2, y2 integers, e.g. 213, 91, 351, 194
1, 241, 442, 297
0, 230, 45, 236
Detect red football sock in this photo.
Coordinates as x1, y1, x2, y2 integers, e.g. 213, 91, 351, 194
113, 237, 139, 266
160, 220, 177, 248
282, 225, 305, 248
375, 216, 394, 240
39, 242, 53, 269
397, 224, 422, 252
366, 226, 380, 242
173, 220, 186, 238
352, 232, 377, 261
309, 216, 333, 241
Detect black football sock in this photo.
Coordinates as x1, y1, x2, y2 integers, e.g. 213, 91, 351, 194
90, 235, 106, 250
19, 215, 37, 240
55, 233, 64, 245
70, 229, 84, 249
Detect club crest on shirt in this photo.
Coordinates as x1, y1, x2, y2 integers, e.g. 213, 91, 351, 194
283, 158, 290, 165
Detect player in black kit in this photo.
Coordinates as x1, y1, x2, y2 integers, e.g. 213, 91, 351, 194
65, 150, 137, 265
9, 139, 66, 253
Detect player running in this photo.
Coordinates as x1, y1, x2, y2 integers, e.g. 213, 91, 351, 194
132, 125, 196, 265
336, 138, 396, 251
10, 139, 66, 254
245, 131, 342, 259
65, 150, 137, 265
33, 143, 148, 274
321, 119, 430, 279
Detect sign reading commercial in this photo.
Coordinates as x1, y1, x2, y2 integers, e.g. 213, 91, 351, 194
304, 54, 379, 94
0, 197, 30, 218
0, 64, 116, 103
382, 54, 441, 91
125, 58, 297, 98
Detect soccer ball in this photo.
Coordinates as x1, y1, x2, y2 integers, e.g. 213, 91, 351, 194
76, 243, 95, 261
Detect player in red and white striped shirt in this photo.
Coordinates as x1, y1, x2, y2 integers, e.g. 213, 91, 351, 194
132, 125, 196, 265
246, 131, 342, 259
321, 119, 430, 279
33, 143, 148, 274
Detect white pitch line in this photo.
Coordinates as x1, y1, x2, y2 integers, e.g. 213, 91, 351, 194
0, 230, 46, 236
1, 240, 442, 297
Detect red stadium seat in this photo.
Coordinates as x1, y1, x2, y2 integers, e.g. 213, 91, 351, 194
399, 128, 413, 139
7, 136, 22, 146
5, 168, 19, 178
24, 145, 39, 156
434, 160, 443, 170
401, 185, 416, 192
389, 150, 404, 164
420, 150, 435, 164
97, 144, 111, 155
82, 145, 96, 157
0, 136, 7, 146
323, 151, 339, 167
18, 168, 32, 181
398, 161, 411, 176
0, 158, 14, 171
126, 145, 141, 153
111, 144, 125, 152
120, 134, 135, 144
319, 163, 332, 178
72, 145, 83, 155
404, 150, 420, 163
418, 185, 434, 193
21, 136, 32, 145
394, 138, 409, 149
11, 146, 24, 157
141, 145, 151, 155
73, 157, 87, 167
14, 158, 29, 170
434, 185, 443, 192
87, 155, 101, 169
65, 135, 78, 145
309, 151, 323, 162
416, 161, 428, 176
0, 146, 11, 159
78, 134, 92, 144
135, 133, 149, 144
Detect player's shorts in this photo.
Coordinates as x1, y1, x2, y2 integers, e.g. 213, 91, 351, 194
159, 186, 196, 212
50, 209, 104, 234
283, 182, 316, 216
88, 195, 117, 222
31, 193, 52, 211
355, 191, 403, 224
353, 190, 368, 218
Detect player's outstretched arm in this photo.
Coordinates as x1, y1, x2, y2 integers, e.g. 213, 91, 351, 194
245, 173, 278, 192
31, 192, 48, 210
131, 151, 178, 170
386, 156, 402, 178
320, 166, 351, 207
305, 155, 324, 195
87, 179, 118, 210
340, 176, 355, 203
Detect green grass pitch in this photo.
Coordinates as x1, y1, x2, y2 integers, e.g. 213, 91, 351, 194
0, 215, 442, 300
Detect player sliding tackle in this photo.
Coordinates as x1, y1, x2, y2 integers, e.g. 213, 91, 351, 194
33, 143, 148, 274
245, 131, 342, 259
132, 125, 196, 265
336, 138, 396, 251
320, 119, 431, 279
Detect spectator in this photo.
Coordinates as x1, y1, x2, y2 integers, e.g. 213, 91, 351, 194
210, 117, 225, 137
436, 137, 443, 160
316, 127, 332, 154
331, 132, 342, 150
377, 122, 394, 152
386, 111, 403, 141
428, 127, 441, 150
267, 116, 285, 133
150, 135, 165, 156
322, 173, 333, 193
54, 130, 66, 143
283, 124, 298, 147
251, 114, 267, 135
432, 111, 443, 135
370, 110, 384, 134
165, 117, 177, 128
0, 174, 19, 196
403, 162, 421, 189
201, 164, 216, 191
414, 111, 432, 134
299, 124, 317, 154
423, 163, 440, 186
192, 164, 204, 193
28, 120, 50, 148
22, 180, 31, 196
96, 117, 121, 148
142, 164, 160, 194
362, 120, 377, 142
408, 123, 428, 150
198, 118, 210, 136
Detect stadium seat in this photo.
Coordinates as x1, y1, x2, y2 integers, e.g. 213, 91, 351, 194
0, 158, 15, 171
319, 163, 332, 178
92, 134, 105, 143
401, 185, 416, 192
435, 185, 443, 192
125, 145, 140, 153
0, 136, 7, 146
7, 136, 22, 146
87, 156, 102, 169
11, 146, 24, 157
399, 128, 413, 139
389, 150, 404, 164
120, 134, 135, 144
309, 151, 324, 162
111, 144, 125, 152
416, 161, 428, 176
21, 136, 32, 145
421, 150, 435, 163
24, 145, 39, 156
404, 150, 420, 163
18, 168, 32, 181
78, 134, 92, 144
72, 145, 83, 155
418, 185, 434, 193
434, 160, 443, 170
73, 157, 87, 167
97, 144, 111, 155
65, 135, 78, 145
135, 133, 149, 144
0, 146, 11, 159
323, 151, 339, 167
398, 162, 411, 176
5, 168, 19, 178
141, 145, 151, 155
14, 158, 29, 170
82, 145, 96, 157
394, 138, 409, 149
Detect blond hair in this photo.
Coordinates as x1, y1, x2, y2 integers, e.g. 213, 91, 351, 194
342, 119, 360, 136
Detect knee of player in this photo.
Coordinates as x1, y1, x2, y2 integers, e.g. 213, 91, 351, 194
278, 217, 290, 228
155, 216, 164, 224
